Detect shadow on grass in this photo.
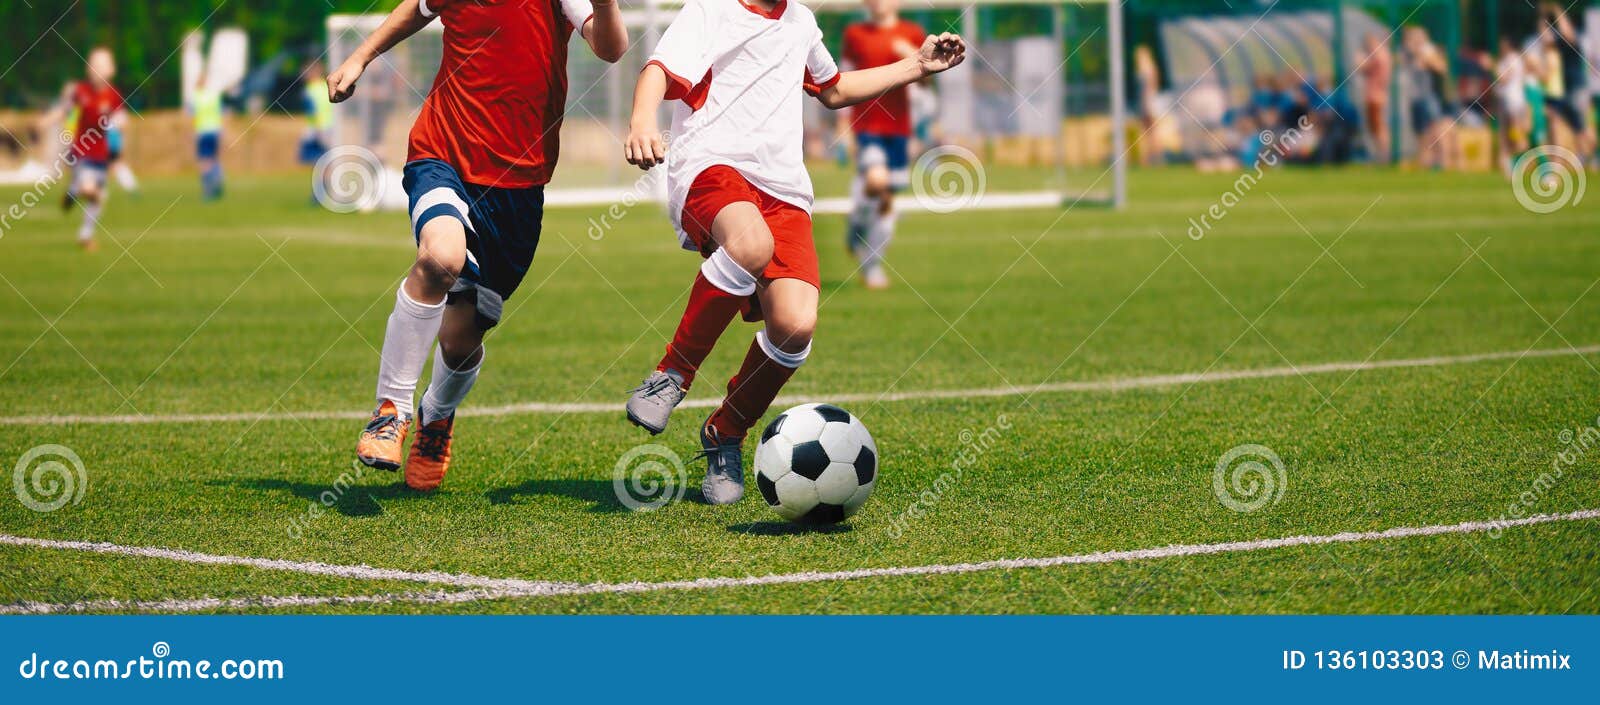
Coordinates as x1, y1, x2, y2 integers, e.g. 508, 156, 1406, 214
485, 478, 637, 513
486, 479, 752, 514
210, 478, 432, 518
727, 521, 854, 536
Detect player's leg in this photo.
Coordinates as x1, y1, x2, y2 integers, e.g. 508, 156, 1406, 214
197, 132, 223, 200
405, 298, 484, 491
73, 165, 106, 252
858, 158, 895, 289
847, 136, 886, 260
358, 164, 470, 470
701, 276, 817, 504
402, 179, 539, 489
697, 202, 818, 505
627, 171, 772, 434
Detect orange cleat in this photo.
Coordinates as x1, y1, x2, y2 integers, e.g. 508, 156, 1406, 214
405, 414, 454, 491
78, 238, 99, 254
356, 400, 411, 471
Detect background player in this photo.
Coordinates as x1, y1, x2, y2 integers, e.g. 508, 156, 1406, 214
189, 70, 226, 200
335, 0, 626, 491
622, 0, 965, 504
43, 46, 125, 253
841, 0, 925, 290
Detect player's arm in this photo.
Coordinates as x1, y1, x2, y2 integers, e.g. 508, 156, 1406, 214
38, 82, 75, 129
625, 0, 713, 170
581, 0, 629, 64
624, 64, 669, 169
815, 33, 964, 110
327, 0, 434, 103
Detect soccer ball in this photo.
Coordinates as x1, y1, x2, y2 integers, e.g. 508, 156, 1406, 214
754, 403, 877, 525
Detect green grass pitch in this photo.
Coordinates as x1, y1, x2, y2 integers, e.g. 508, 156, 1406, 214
0, 164, 1597, 613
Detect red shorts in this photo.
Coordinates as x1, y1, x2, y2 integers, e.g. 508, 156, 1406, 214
680, 165, 819, 289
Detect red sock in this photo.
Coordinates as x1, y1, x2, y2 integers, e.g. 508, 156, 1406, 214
709, 337, 798, 439
658, 271, 745, 388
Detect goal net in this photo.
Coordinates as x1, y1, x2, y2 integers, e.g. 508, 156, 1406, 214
324, 0, 1125, 212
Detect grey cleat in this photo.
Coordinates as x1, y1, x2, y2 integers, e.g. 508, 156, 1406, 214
696, 419, 745, 505
625, 369, 687, 435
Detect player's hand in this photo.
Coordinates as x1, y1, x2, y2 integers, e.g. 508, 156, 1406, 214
917, 33, 966, 76
625, 127, 667, 170
327, 58, 366, 103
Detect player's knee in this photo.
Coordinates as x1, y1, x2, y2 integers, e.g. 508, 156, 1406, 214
766, 306, 816, 352
722, 231, 774, 276
437, 332, 483, 370
864, 169, 891, 197
413, 221, 466, 290
410, 253, 461, 293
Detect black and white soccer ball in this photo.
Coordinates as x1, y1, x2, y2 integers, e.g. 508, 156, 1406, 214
754, 403, 877, 525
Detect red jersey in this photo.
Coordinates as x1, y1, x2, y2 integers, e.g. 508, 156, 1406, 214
840, 19, 926, 136
70, 81, 123, 163
408, 0, 594, 188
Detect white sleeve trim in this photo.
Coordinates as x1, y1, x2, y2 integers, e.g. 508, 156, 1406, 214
561, 0, 595, 30
418, 0, 437, 18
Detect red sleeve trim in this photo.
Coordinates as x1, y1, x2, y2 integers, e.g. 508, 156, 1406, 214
575, 12, 594, 32
803, 70, 840, 97
646, 60, 694, 101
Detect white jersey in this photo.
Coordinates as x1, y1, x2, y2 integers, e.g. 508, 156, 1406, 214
647, 0, 840, 248
1495, 51, 1527, 115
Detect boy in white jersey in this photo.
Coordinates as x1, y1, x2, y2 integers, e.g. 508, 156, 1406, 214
622, 0, 965, 504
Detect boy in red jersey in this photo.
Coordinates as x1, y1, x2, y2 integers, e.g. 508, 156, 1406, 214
841, 0, 925, 289
622, 0, 965, 504
46, 47, 125, 253
333, 0, 627, 491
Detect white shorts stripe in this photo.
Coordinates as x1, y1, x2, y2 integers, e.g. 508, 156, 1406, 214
410, 186, 474, 234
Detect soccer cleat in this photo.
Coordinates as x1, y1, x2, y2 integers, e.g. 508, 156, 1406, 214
356, 400, 411, 471
77, 238, 99, 254
405, 414, 454, 491
625, 369, 686, 435
696, 418, 745, 505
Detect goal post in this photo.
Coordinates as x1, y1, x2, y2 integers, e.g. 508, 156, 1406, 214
324, 0, 1126, 212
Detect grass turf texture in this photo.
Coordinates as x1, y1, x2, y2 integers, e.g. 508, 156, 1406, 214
0, 166, 1597, 614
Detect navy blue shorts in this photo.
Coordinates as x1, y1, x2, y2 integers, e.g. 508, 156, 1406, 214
403, 158, 545, 330
855, 132, 910, 190
196, 132, 220, 159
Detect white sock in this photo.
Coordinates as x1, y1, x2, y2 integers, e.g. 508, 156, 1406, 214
78, 200, 101, 242
420, 345, 483, 424
847, 177, 877, 244
113, 163, 139, 192
701, 248, 758, 296
756, 329, 810, 369
862, 208, 897, 268
374, 282, 445, 418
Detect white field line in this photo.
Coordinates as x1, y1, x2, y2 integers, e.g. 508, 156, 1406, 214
5, 344, 1599, 427
4, 508, 1597, 614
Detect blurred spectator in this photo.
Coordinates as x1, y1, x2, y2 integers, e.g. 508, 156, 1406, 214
1134, 45, 1162, 166
1359, 33, 1393, 162
1494, 37, 1532, 174
1455, 47, 1493, 128
1541, 2, 1593, 164
1310, 77, 1359, 164
1404, 26, 1456, 170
